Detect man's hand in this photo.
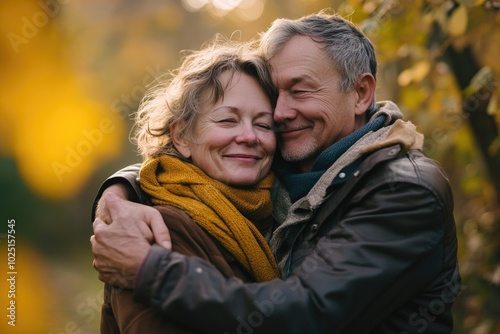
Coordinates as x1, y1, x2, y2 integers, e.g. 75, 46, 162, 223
95, 183, 135, 224
90, 191, 171, 288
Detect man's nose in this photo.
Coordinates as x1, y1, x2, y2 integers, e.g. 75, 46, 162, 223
274, 93, 295, 122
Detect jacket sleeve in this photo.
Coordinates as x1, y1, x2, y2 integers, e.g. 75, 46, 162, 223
133, 181, 450, 334
90, 163, 146, 222
105, 205, 240, 334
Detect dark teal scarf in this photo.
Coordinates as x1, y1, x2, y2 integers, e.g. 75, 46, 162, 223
278, 115, 387, 202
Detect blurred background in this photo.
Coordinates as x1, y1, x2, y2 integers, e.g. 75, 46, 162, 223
0, 0, 499, 333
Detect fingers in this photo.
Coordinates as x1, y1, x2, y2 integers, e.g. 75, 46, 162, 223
98, 271, 135, 289
97, 185, 131, 224
149, 211, 172, 249
101, 191, 122, 221
99, 193, 169, 248
92, 217, 106, 233
95, 201, 109, 224
90, 233, 136, 289
95, 194, 114, 224
97, 190, 126, 224
91, 194, 168, 289
93, 262, 135, 288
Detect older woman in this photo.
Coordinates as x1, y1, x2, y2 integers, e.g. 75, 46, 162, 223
99, 38, 280, 333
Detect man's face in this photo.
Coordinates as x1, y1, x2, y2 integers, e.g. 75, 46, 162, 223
269, 35, 363, 172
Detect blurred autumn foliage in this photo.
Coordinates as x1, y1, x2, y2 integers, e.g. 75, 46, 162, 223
0, 0, 499, 333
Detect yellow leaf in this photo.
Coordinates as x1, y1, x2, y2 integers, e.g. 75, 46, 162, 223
447, 6, 468, 37
487, 93, 497, 116
456, 0, 485, 7
398, 68, 414, 87
412, 60, 431, 83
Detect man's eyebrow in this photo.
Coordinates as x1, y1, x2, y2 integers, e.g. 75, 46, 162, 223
279, 75, 315, 87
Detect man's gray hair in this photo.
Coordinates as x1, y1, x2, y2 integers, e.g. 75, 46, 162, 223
260, 10, 377, 111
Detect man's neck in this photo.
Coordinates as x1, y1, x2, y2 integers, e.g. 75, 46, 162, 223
296, 157, 316, 173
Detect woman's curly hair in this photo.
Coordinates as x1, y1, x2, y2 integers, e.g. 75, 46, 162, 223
133, 36, 277, 159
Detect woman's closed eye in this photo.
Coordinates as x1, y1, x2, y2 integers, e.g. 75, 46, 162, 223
255, 123, 273, 130
217, 118, 237, 125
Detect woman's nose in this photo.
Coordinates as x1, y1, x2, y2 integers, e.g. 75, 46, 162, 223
236, 123, 258, 145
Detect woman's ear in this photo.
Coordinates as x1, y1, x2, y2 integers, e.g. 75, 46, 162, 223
170, 122, 191, 159
354, 73, 376, 116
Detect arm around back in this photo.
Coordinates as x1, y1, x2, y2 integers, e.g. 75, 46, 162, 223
132, 152, 459, 334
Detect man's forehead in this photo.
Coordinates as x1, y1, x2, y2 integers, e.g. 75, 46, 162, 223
269, 45, 334, 86
269, 36, 313, 61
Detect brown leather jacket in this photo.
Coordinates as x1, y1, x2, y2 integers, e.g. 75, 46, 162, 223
100, 205, 257, 333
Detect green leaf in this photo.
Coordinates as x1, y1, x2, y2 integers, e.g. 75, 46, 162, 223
464, 66, 493, 97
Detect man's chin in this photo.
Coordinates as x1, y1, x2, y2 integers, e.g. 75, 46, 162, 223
280, 148, 315, 163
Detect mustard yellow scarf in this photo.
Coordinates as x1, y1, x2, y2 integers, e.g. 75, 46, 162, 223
139, 155, 280, 282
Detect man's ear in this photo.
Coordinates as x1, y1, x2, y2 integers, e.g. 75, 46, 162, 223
354, 73, 376, 116
170, 122, 191, 159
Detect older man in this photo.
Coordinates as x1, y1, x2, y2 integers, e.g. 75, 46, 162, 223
91, 11, 460, 333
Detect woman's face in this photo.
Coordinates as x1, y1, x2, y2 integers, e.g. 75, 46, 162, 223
175, 71, 276, 186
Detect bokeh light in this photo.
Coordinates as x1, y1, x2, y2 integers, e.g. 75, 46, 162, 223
181, 0, 264, 21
